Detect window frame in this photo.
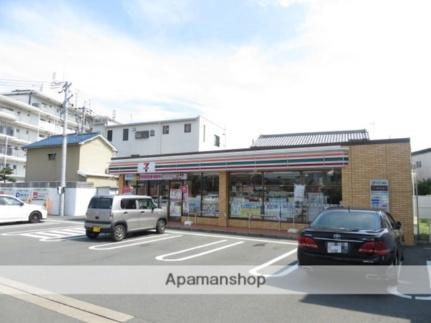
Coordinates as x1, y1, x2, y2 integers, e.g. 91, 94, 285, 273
214, 134, 220, 147
2, 196, 22, 206
184, 123, 192, 133
135, 130, 150, 139
122, 128, 129, 141
120, 198, 138, 210
107, 129, 113, 142
137, 198, 154, 210
162, 125, 169, 135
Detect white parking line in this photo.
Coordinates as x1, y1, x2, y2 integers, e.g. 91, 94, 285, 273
249, 249, 298, 277
20, 233, 52, 240
2, 226, 85, 242
34, 232, 65, 238
0, 221, 76, 231
156, 239, 244, 262
415, 261, 431, 301
1, 226, 83, 236
166, 229, 297, 246
89, 234, 182, 251
387, 285, 413, 299
45, 219, 84, 224
0, 276, 133, 322
57, 228, 85, 233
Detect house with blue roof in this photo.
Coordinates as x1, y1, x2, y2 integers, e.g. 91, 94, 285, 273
23, 133, 118, 187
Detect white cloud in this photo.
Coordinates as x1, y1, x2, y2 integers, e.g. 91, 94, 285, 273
0, 0, 430, 151
123, 0, 192, 27
254, 0, 311, 8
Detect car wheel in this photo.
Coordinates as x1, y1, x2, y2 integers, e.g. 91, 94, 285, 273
29, 212, 41, 223
112, 224, 126, 242
86, 230, 99, 240
156, 219, 166, 234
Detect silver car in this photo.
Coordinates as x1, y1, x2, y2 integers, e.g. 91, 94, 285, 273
84, 195, 167, 241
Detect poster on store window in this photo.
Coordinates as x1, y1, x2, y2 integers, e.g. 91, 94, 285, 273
169, 188, 182, 217
294, 184, 305, 202
181, 185, 189, 214
370, 179, 389, 211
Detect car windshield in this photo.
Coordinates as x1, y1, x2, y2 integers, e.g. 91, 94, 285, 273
311, 210, 382, 231
0, 196, 22, 206
88, 197, 113, 209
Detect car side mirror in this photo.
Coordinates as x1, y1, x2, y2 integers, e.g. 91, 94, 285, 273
395, 221, 402, 229
20, 202, 24, 206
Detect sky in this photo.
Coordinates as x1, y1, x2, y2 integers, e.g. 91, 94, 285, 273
0, 0, 430, 150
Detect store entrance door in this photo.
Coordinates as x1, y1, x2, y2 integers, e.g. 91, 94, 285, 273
169, 181, 183, 221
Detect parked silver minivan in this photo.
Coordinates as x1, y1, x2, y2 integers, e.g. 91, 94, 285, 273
84, 195, 168, 241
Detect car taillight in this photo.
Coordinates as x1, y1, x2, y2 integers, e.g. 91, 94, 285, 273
358, 240, 390, 256
298, 236, 319, 249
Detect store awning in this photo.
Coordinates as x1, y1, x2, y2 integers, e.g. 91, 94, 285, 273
109, 146, 349, 175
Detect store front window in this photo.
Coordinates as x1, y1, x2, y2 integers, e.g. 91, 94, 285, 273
230, 172, 264, 218
263, 171, 300, 220
202, 174, 219, 216
133, 173, 217, 219
186, 173, 202, 215
169, 181, 183, 218
229, 170, 341, 223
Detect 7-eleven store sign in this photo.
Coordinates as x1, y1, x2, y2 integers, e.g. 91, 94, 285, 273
137, 162, 156, 173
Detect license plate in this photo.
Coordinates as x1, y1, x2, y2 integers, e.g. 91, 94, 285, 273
327, 241, 349, 253
92, 226, 101, 233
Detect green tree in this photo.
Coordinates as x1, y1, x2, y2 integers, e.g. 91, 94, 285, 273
417, 178, 431, 195
0, 166, 15, 183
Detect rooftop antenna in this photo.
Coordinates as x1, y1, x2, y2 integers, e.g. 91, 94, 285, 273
112, 109, 116, 120
369, 121, 375, 139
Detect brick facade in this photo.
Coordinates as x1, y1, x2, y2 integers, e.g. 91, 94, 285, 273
341, 142, 414, 245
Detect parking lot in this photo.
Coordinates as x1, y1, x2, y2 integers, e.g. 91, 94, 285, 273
0, 218, 430, 323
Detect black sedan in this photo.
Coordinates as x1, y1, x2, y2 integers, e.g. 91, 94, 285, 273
297, 208, 403, 267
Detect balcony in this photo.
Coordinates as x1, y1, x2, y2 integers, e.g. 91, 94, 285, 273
39, 120, 62, 134
0, 152, 26, 163
0, 110, 17, 122
0, 133, 31, 145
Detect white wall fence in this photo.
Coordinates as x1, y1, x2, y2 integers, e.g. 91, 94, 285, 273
417, 195, 431, 220
0, 182, 97, 216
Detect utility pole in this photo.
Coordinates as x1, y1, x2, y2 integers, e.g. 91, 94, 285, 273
55, 81, 73, 217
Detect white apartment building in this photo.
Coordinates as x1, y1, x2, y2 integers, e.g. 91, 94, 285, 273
102, 116, 226, 157
92, 114, 122, 134
0, 89, 94, 181
412, 148, 431, 181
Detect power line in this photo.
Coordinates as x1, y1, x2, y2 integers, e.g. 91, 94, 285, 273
0, 78, 50, 83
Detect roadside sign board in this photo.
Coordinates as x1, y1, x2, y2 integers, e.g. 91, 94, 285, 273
370, 179, 389, 211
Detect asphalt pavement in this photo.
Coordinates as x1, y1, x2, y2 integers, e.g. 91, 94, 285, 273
0, 217, 429, 323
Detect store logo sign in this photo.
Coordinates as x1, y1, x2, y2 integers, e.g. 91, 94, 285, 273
137, 162, 156, 173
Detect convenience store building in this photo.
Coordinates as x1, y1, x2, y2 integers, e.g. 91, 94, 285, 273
109, 130, 414, 245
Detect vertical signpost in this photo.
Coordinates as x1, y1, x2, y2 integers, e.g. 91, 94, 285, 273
370, 179, 389, 211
